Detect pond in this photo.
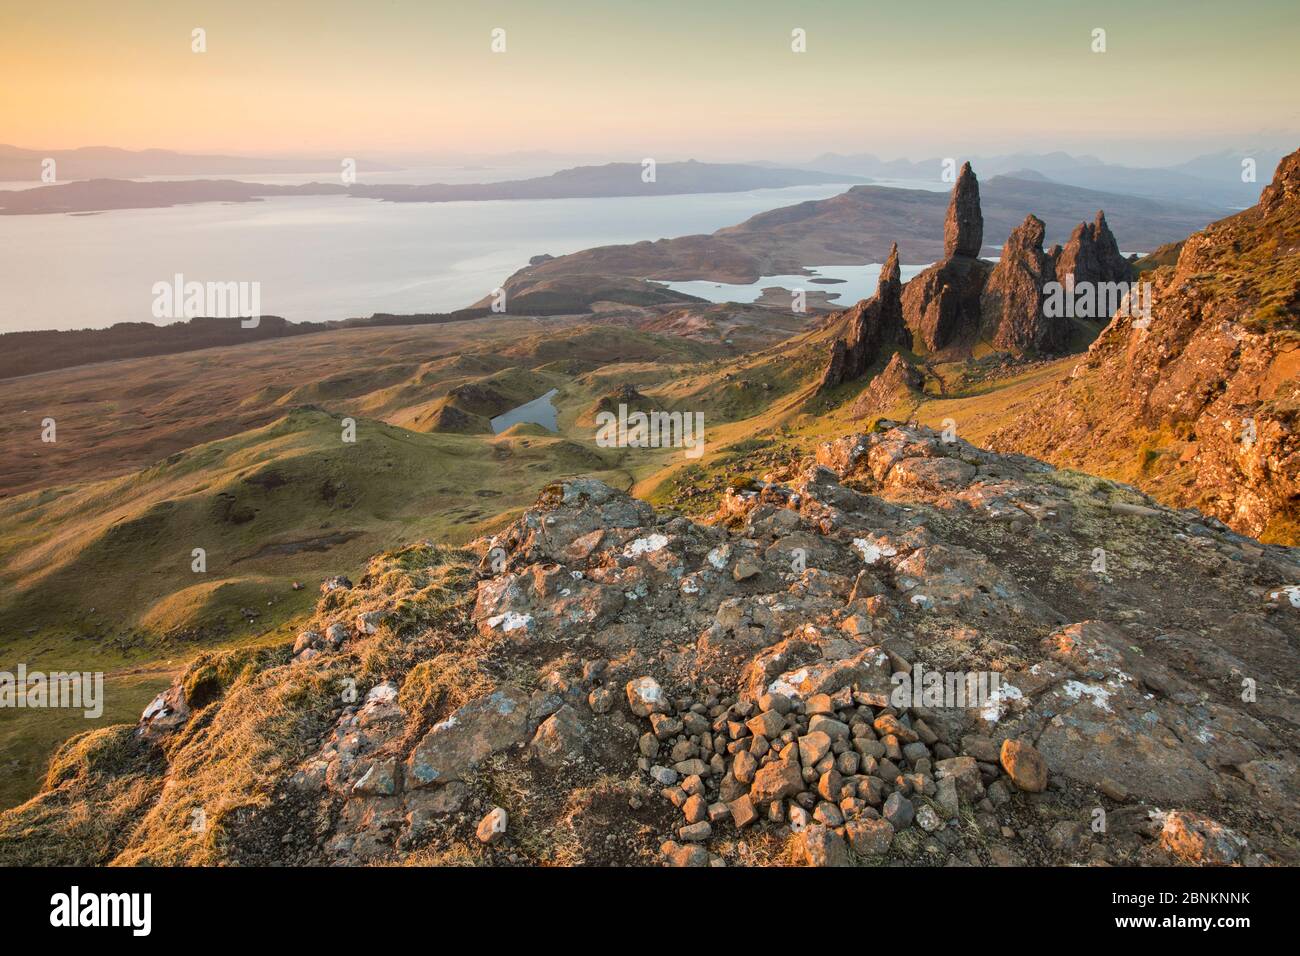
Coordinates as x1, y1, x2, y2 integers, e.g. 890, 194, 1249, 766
490, 388, 559, 433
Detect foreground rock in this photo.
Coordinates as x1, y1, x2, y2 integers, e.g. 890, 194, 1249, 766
4, 420, 1296, 869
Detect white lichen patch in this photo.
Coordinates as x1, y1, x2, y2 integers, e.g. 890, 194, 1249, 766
1062, 679, 1112, 711
487, 611, 532, 633
979, 681, 1024, 723
624, 534, 669, 558
768, 667, 810, 699
365, 682, 399, 705
853, 538, 897, 565
1267, 585, 1300, 608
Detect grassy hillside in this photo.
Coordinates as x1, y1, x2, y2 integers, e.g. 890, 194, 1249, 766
0, 313, 780, 809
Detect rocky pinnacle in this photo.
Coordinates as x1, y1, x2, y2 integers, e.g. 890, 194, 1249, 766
878, 242, 902, 317
816, 241, 909, 392
980, 213, 1064, 353
943, 162, 983, 258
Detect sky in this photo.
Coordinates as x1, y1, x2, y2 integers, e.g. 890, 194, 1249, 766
3, 0, 1298, 166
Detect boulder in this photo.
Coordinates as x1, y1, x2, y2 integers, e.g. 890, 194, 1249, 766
476, 806, 509, 844
406, 684, 530, 787
793, 824, 851, 867
529, 704, 592, 769
750, 758, 804, 804
1159, 811, 1247, 866
999, 739, 1048, 793
846, 817, 895, 857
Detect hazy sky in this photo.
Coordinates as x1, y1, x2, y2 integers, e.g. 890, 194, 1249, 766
4, 0, 1297, 165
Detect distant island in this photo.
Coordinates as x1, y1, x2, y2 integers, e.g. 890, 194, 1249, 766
0, 312, 498, 381
0, 143, 400, 181
0, 161, 869, 215
485, 175, 1229, 311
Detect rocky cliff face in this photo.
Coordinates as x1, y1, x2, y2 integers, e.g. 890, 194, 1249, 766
6, 424, 1296, 868
980, 214, 1066, 354
899, 257, 992, 354
817, 244, 910, 391
1054, 210, 1133, 288
992, 149, 1300, 543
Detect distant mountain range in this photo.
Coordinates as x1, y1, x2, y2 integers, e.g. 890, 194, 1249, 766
0, 161, 868, 214
0, 144, 399, 181
797, 148, 1288, 208
6, 144, 1286, 210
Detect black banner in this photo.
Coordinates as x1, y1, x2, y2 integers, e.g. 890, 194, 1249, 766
0, 864, 1276, 940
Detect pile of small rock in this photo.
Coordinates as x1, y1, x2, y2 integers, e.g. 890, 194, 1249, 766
628, 674, 1046, 867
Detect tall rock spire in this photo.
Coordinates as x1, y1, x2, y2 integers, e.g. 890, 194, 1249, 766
878, 242, 902, 325
816, 243, 911, 392
901, 164, 992, 352
943, 162, 984, 258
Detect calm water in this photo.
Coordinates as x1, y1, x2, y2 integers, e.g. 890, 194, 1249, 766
490, 388, 560, 434
0, 184, 866, 332
665, 262, 932, 307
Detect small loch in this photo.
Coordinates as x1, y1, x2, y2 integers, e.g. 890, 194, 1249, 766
490, 388, 559, 434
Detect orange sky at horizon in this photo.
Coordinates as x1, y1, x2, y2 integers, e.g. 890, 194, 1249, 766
3, 0, 1298, 164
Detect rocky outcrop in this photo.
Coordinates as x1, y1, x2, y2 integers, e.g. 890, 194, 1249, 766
421, 401, 488, 434
980, 214, 1067, 354
10, 422, 1296, 869
1260, 149, 1300, 213
816, 164, 1143, 373
848, 353, 924, 418
900, 256, 991, 353
1054, 210, 1132, 288
817, 244, 910, 391
901, 165, 993, 353
993, 148, 1300, 542
944, 162, 984, 257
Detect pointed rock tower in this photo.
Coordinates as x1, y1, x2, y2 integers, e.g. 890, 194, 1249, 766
980, 213, 1068, 354
944, 162, 984, 258
900, 163, 992, 352
848, 351, 924, 419
817, 243, 910, 392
